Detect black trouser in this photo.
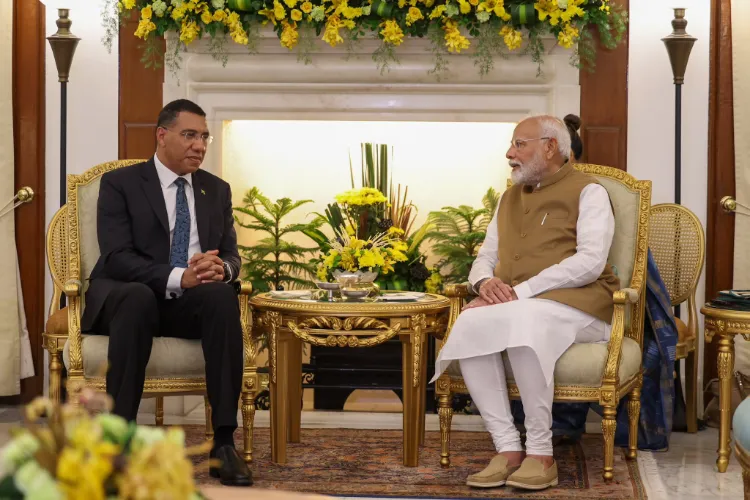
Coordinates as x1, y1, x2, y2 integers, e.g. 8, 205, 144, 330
89, 280, 243, 433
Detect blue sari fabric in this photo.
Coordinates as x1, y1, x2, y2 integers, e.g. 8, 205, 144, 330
510, 250, 678, 450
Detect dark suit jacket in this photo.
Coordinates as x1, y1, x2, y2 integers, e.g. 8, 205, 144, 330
81, 158, 241, 332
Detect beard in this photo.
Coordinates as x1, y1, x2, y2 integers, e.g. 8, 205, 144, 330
509, 149, 547, 185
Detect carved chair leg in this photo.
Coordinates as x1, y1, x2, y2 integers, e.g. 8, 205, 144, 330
627, 384, 641, 460
49, 349, 63, 404
438, 393, 453, 468
155, 397, 164, 427
204, 396, 214, 442
241, 389, 256, 463
602, 405, 617, 481
685, 350, 699, 433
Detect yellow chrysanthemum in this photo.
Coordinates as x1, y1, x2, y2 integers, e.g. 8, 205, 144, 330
458, 0, 471, 14
291, 8, 303, 20
134, 19, 157, 39
340, 251, 357, 271
499, 24, 522, 50
557, 23, 579, 49
380, 19, 404, 46
443, 19, 470, 53
201, 8, 213, 23
358, 250, 377, 269
301, 1, 313, 13
123, 0, 136, 8
141, 5, 153, 20
387, 226, 405, 236
213, 9, 227, 21
405, 6, 423, 25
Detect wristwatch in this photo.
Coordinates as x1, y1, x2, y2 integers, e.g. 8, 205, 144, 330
222, 261, 232, 282
473, 277, 490, 295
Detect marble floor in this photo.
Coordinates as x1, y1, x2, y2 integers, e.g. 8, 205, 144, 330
0, 405, 744, 500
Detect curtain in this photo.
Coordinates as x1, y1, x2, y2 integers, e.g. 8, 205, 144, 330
0, 0, 22, 395
731, 0, 750, 373
0, 0, 34, 395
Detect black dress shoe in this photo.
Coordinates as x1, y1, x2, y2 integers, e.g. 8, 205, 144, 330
209, 445, 253, 487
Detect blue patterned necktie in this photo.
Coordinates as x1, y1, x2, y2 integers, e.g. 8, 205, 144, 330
169, 177, 190, 268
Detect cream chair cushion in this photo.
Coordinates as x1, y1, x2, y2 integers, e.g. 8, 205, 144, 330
63, 335, 205, 379
445, 337, 641, 387
596, 175, 640, 290
77, 178, 103, 289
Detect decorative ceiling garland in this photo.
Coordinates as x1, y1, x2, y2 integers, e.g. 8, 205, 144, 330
102, 0, 627, 79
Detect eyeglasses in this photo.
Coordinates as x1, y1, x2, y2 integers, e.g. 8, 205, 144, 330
162, 128, 214, 145
510, 137, 550, 149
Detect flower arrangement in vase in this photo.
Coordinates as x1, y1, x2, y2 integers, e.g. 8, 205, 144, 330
304, 143, 441, 292
0, 390, 208, 500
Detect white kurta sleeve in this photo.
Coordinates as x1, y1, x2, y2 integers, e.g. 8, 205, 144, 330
513, 183, 615, 300
468, 205, 500, 294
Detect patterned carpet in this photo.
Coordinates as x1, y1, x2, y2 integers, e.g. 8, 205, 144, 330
187, 426, 647, 499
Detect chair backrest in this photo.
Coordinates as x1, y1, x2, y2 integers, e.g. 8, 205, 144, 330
46, 205, 68, 318
648, 203, 705, 306
67, 160, 145, 291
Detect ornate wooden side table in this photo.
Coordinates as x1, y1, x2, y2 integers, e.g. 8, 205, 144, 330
701, 304, 750, 472
250, 292, 451, 467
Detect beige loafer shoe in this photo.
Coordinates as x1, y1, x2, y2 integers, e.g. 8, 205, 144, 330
505, 457, 558, 490
466, 454, 521, 488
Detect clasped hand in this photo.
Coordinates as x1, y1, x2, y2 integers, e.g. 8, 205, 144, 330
462, 277, 518, 311
180, 250, 225, 289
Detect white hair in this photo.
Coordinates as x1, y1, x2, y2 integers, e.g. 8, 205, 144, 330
527, 115, 572, 160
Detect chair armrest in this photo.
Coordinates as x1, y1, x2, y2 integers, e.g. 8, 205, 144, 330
613, 288, 638, 305
443, 283, 472, 299
64, 279, 82, 297
600, 287, 641, 396
64, 280, 84, 374
234, 280, 253, 296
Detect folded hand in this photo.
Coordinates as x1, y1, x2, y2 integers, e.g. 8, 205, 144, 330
189, 250, 224, 283
478, 277, 517, 305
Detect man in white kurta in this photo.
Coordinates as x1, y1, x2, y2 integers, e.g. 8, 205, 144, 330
432, 115, 618, 490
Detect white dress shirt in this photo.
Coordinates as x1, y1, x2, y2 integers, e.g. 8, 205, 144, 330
154, 154, 202, 299
469, 183, 616, 300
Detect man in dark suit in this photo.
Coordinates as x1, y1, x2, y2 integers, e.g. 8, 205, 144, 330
82, 99, 251, 487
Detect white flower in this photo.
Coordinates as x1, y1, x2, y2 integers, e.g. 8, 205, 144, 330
476, 10, 490, 22
211, 0, 226, 8
557, 0, 568, 8
152, 0, 168, 16
0, 432, 39, 474
171, 0, 184, 6
445, 3, 459, 17
14, 461, 63, 499
311, 5, 325, 21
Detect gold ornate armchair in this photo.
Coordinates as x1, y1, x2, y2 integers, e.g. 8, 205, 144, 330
434, 164, 652, 481
648, 203, 705, 433
42, 160, 261, 463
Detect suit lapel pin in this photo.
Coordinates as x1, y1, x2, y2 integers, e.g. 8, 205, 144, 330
201, 189, 206, 195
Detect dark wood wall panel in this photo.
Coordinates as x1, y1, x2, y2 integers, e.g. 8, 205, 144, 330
119, 11, 164, 159
704, 0, 735, 393
10, 0, 46, 402
579, 0, 629, 170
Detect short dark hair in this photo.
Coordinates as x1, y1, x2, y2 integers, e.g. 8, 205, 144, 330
156, 99, 207, 129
